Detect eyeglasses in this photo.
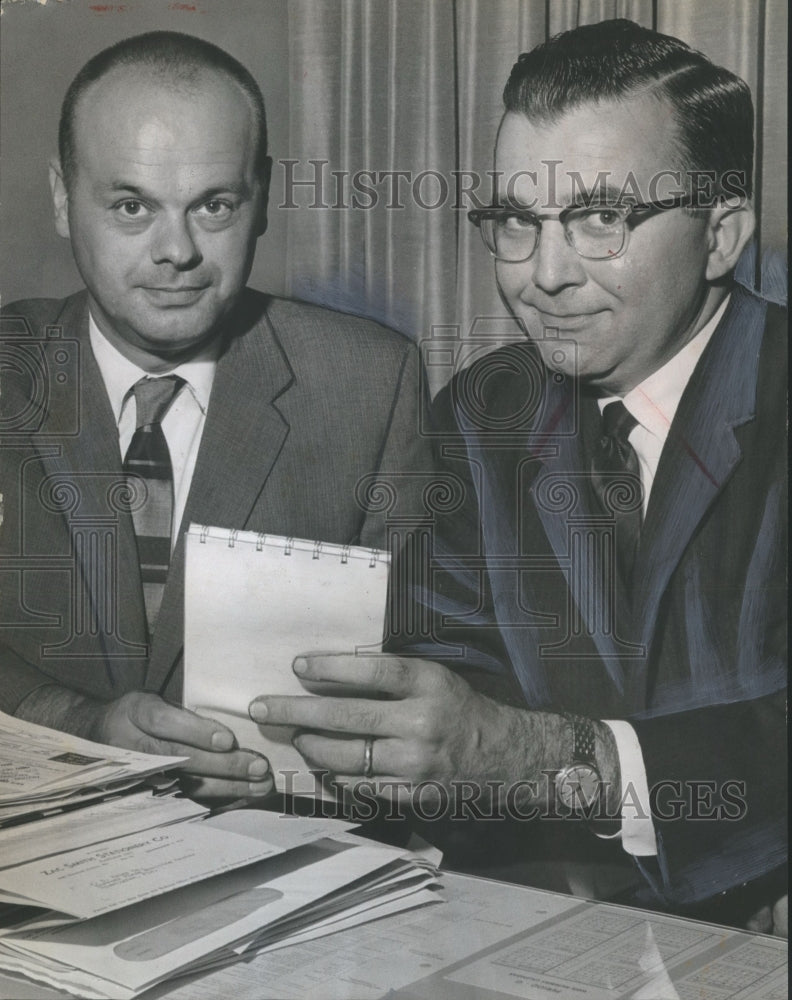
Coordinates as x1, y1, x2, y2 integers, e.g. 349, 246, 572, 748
468, 196, 693, 262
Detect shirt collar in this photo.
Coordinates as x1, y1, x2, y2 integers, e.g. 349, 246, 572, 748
88, 314, 218, 425
599, 295, 731, 441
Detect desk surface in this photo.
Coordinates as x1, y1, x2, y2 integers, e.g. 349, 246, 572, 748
0, 872, 787, 1000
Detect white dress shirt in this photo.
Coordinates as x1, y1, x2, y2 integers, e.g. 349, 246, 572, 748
597, 296, 730, 856
88, 316, 218, 547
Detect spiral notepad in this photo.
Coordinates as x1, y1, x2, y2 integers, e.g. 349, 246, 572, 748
183, 524, 390, 797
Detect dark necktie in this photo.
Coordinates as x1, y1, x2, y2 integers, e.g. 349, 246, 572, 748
123, 375, 185, 633
589, 400, 643, 590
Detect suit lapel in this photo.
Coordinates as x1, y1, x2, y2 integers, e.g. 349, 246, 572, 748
31, 294, 147, 684
146, 295, 294, 692
527, 386, 636, 695
635, 289, 767, 650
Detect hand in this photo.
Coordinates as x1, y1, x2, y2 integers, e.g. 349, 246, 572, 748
16, 685, 273, 802
95, 692, 274, 803
249, 654, 547, 810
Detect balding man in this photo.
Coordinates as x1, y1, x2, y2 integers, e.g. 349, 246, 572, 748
0, 31, 433, 801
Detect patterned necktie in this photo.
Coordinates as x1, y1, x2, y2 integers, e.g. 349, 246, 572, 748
589, 400, 643, 591
123, 375, 185, 633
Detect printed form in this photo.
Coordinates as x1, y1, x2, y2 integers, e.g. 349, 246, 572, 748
151, 874, 787, 1000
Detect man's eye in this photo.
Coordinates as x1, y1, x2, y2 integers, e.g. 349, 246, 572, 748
579, 208, 624, 229
497, 213, 537, 233
116, 200, 149, 218
195, 200, 233, 220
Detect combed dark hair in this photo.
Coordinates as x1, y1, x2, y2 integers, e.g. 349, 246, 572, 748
58, 31, 268, 188
503, 19, 753, 198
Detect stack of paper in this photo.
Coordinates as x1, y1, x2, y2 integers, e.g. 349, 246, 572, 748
0, 789, 208, 876
0, 710, 185, 826
0, 809, 286, 917
0, 517, 446, 998
0, 714, 442, 998
0, 809, 441, 999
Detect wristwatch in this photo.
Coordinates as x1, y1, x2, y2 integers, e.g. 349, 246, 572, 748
555, 714, 603, 813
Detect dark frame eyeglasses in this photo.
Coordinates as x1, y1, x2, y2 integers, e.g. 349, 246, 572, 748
468, 195, 695, 262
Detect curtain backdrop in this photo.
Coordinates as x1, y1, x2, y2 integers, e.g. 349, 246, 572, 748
285, 0, 787, 392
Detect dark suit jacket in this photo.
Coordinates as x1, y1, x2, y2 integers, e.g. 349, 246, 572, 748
393, 284, 787, 915
1, 289, 436, 711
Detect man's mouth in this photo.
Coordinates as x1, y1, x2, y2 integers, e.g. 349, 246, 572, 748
141, 285, 209, 305
533, 309, 605, 331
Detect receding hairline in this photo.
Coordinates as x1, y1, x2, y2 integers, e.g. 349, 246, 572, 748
495, 87, 690, 171
59, 36, 269, 188
69, 61, 261, 137
500, 20, 755, 201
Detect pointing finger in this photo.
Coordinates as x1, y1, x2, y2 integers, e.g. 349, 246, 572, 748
249, 694, 401, 737
292, 654, 430, 697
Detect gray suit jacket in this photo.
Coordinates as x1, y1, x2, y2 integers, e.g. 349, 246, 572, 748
1, 289, 436, 708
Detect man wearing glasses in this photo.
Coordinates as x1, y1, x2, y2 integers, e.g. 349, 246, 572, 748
254, 20, 786, 931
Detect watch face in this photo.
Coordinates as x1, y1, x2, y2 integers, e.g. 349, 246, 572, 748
556, 764, 601, 811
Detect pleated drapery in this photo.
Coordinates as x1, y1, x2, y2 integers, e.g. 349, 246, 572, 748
285, 0, 786, 392
286, 0, 458, 341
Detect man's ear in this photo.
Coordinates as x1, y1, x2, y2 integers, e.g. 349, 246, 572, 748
255, 154, 273, 237
49, 158, 71, 239
704, 199, 755, 282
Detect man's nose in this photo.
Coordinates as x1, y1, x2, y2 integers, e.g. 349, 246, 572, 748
529, 220, 587, 295
150, 213, 202, 269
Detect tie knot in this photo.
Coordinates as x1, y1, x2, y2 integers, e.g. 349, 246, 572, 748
132, 376, 185, 429
601, 400, 638, 445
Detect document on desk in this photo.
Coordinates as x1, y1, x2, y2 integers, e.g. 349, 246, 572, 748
184, 525, 390, 797
0, 819, 284, 917
130, 873, 788, 1000
0, 711, 184, 823
156, 871, 577, 1000
0, 791, 207, 871
437, 886, 790, 1000
0, 831, 441, 1000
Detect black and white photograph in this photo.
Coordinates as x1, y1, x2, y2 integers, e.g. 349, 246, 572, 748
0, 1, 787, 998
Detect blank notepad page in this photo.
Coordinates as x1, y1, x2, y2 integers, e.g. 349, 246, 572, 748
184, 525, 390, 797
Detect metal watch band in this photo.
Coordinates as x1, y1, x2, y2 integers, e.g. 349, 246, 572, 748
563, 713, 597, 767
555, 713, 603, 815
